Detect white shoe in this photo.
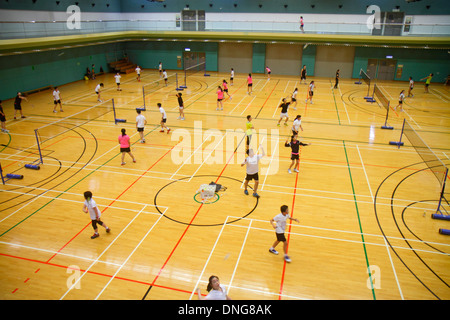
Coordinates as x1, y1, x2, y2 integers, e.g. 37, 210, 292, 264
181, 117, 185, 120
294, 168, 299, 173
284, 255, 291, 263
288, 169, 292, 174
269, 248, 279, 255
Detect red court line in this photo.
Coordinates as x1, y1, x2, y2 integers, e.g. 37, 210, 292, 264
278, 148, 302, 299
146, 134, 246, 297
45, 142, 179, 264
0, 252, 193, 296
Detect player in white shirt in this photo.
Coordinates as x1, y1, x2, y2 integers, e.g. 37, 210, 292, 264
135, 66, 141, 82
291, 87, 298, 110
114, 72, 122, 91
408, 76, 414, 97
52, 87, 63, 113
82, 191, 110, 239
136, 109, 147, 143
197, 275, 231, 300
394, 90, 405, 112
241, 145, 265, 198
230, 68, 234, 86
162, 70, 168, 86
269, 205, 299, 263
95, 83, 104, 102
291, 115, 303, 137
157, 103, 170, 133
305, 80, 315, 104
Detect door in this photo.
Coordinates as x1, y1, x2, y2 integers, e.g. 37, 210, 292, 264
182, 10, 196, 31
183, 52, 206, 70
366, 59, 378, 80
377, 59, 397, 80
384, 12, 404, 36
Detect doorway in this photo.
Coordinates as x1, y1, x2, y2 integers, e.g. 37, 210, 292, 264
366, 58, 397, 81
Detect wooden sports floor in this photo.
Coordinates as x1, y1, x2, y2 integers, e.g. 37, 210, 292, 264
0, 68, 449, 300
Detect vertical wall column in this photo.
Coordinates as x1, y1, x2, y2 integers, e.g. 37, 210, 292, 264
252, 43, 265, 75
301, 44, 316, 76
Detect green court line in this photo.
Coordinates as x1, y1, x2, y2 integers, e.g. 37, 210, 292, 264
342, 140, 376, 300
0, 125, 159, 238
331, 83, 341, 125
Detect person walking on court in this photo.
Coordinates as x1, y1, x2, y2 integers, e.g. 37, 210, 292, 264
222, 80, 232, 99
163, 69, 168, 86
269, 205, 299, 263
277, 97, 291, 127
421, 73, 433, 93
216, 86, 224, 111
95, 83, 104, 102
230, 68, 234, 86
14, 92, 28, 119
300, 65, 307, 84
135, 65, 141, 82
266, 66, 271, 80
0, 100, 8, 133
305, 80, 315, 104
176, 92, 185, 120
52, 87, 63, 113
118, 128, 136, 165
82, 191, 110, 239
300, 16, 304, 33
291, 115, 303, 137
136, 109, 147, 143
197, 275, 231, 300
158, 103, 170, 133
241, 144, 265, 198
334, 69, 340, 89
291, 88, 298, 110
245, 115, 254, 155
247, 73, 253, 95
285, 134, 310, 174
408, 76, 414, 97
114, 72, 122, 91
394, 90, 405, 112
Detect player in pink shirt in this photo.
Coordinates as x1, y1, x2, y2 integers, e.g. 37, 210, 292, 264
247, 73, 253, 95
222, 80, 232, 100
266, 66, 271, 80
217, 86, 224, 111
118, 128, 136, 165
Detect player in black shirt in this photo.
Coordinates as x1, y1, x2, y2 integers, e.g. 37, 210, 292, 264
176, 92, 185, 120
285, 134, 310, 173
277, 97, 291, 127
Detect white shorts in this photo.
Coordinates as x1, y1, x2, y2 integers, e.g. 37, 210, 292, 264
280, 112, 288, 118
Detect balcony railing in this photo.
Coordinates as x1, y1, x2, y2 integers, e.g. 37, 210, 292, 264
0, 19, 449, 39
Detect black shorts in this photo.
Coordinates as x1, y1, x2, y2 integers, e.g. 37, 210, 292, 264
54, 99, 61, 104
292, 98, 296, 102
276, 233, 287, 242
230, 77, 234, 81
309, 91, 314, 96
301, 75, 306, 80
217, 98, 223, 102
248, 83, 252, 87
224, 89, 228, 93
120, 147, 131, 153
14, 104, 21, 110
291, 153, 299, 160
162, 118, 167, 123
137, 127, 144, 132
268, 72, 271, 75
399, 100, 403, 104
245, 173, 259, 181
0, 115, 6, 122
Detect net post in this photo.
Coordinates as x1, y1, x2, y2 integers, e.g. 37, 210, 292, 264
381, 101, 394, 130
142, 86, 146, 109
35, 128, 43, 165
112, 98, 127, 124
0, 163, 5, 185
389, 118, 405, 147
176, 72, 184, 91
436, 168, 448, 214
355, 69, 362, 84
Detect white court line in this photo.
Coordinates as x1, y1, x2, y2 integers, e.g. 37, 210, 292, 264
238, 95, 257, 115
383, 236, 404, 300
187, 131, 229, 182
170, 133, 212, 180
95, 204, 166, 300
338, 85, 351, 124
227, 219, 252, 297
228, 94, 250, 115
60, 204, 167, 300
